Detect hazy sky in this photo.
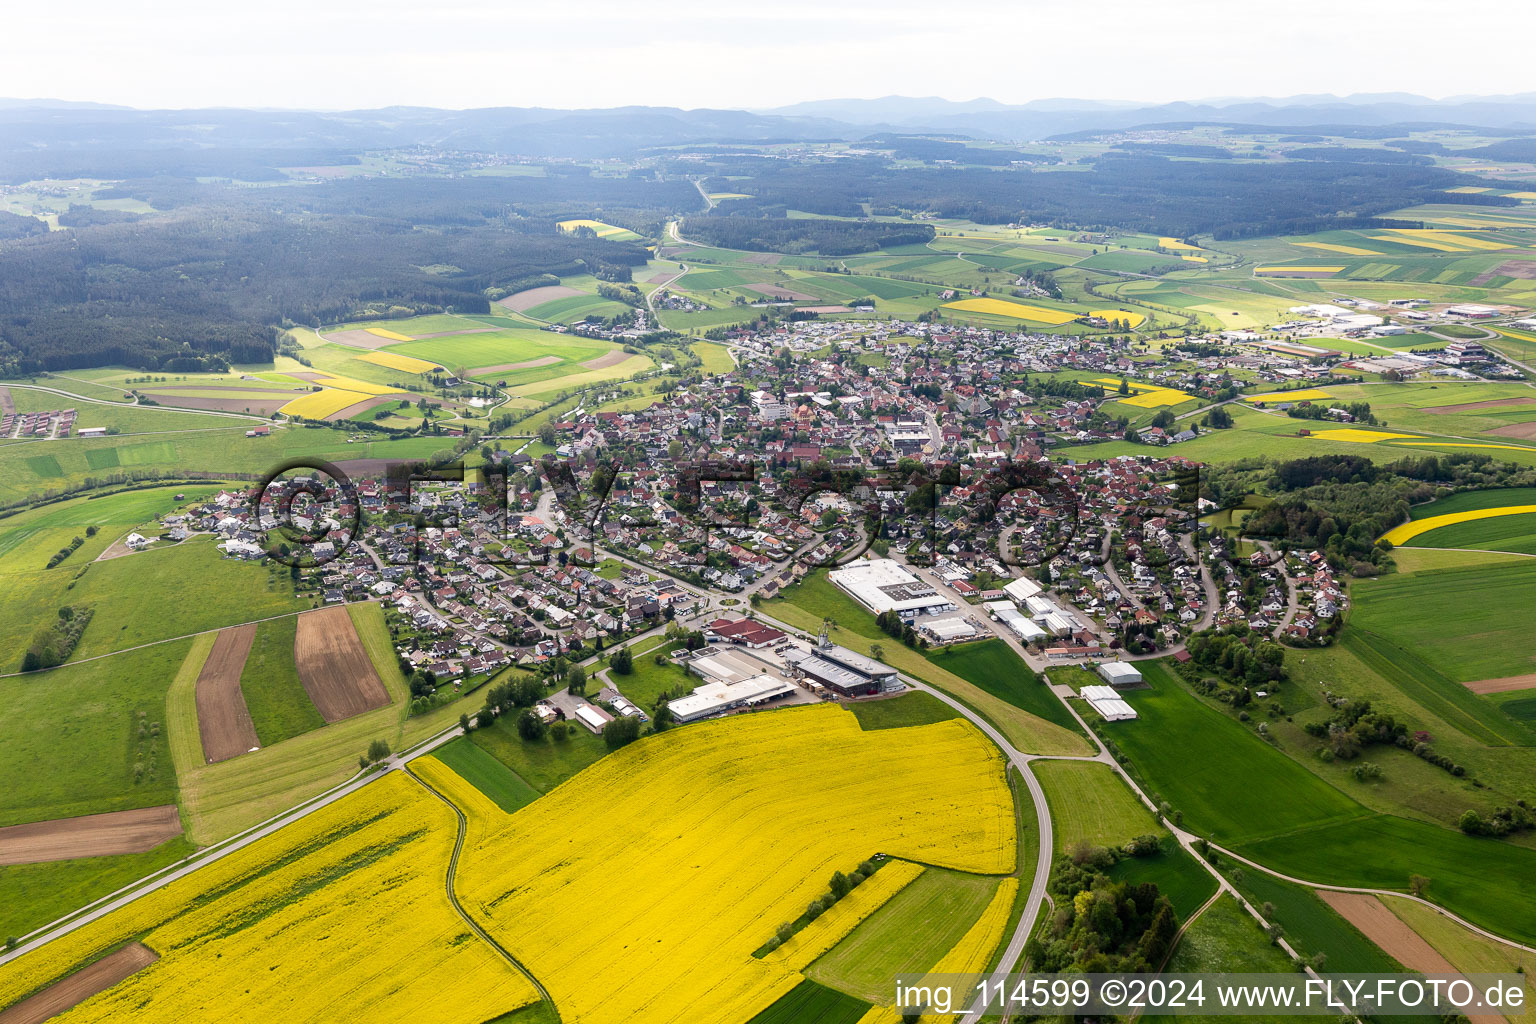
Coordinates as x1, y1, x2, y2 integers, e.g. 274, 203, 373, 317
4, 0, 1533, 110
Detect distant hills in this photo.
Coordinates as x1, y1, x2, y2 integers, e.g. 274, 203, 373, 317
0, 93, 1534, 170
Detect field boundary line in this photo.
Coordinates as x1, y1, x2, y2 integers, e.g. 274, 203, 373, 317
403, 763, 560, 1021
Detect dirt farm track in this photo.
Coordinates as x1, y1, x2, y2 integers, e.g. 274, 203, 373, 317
194, 623, 261, 763
294, 606, 391, 722
0, 806, 183, 867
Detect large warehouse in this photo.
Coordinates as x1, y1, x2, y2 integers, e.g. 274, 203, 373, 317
827, 558, 955, 621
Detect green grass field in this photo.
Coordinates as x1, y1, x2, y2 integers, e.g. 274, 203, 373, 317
1101, 660, 1370, 845
468, 712, 607, 793
1032, 760, 1160, 852
607, 641, 689, 709
848, 691, 962, 731
1105, 837, 1217, 922
0, 639, 190, 828
0, 836, 196, 944
805, 867, 1001, 1003
1236, 813, 1536, 946
238, 615, 325, 747
167, 603, 485, 845
1351, 561, 1536, 688
430, 736, 541, 813
1143, 895, 1296, 1024
744, 980, 871, 1024
926, 640, 1088, 738
1223, 867, 1406, 974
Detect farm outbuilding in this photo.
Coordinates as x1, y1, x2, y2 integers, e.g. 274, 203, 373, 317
1097, 662, 1142, 687
1082, 685, 1137, 722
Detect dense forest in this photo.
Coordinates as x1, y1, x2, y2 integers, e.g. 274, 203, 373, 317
685, 153, 1493, 237
677, 214, 934, 255
0, 176, 686, 374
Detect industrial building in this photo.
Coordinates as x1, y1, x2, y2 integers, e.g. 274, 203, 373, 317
669, 675, 798, 723
984, 600, 1048, 643
1082, 685, 1137, 721
704, 617, 788, 648
827, 558, 955, 620
783, 630, 899, 697
1003, 575, 1043, 604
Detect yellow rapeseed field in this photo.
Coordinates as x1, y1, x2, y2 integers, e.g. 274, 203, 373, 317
1158, 237, 1202, 251
278, 388, 372, 419
1309, 428, 1421, 444
1119, 389, 1193, 408
1088, 308, 1147, 328
557, 218, 630, 237
1244, 388, 1333, 403
853, 877, 1018, 1024
1180, 254, 1209, 263
1254, 266, 1345, 274
364, 326, 414, 342
449, 705, 1015, 1024
1293, 241, 1380, 256
1379, 505, 1536, 546
410, 754, 503, 829
1392, 441, 1536, 452
359, 350, 439, 374
1369, 234, 1467, 252
942, 298, 1077, 325
1091, 377, 1157, 392
1506, 192, 1536, 201
0, 773, 539, 1024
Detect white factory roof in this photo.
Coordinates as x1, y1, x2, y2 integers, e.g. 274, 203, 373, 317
669, 674, 797, 723
1082, 685, 1137, 721
1003, 575, 1043, 603
985, 601, 1048, 641
828, 557, 952, 615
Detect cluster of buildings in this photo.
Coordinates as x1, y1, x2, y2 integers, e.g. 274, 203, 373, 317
5, 407, 77, 438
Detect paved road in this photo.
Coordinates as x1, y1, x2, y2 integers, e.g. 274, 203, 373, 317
0, 726, 462, 968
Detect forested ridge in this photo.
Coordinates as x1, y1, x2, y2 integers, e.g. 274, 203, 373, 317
679, 153, 1495, 238
0, 175, 692, 374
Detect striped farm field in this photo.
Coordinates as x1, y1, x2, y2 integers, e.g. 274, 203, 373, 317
447, 705, 1015, 1024
941, 298, 1077, 324
0, 773, 540, 1024
278, 388, 372, 419
1118, 388, 1193, 408
299, 373, 403, 396
1380, 504, 1536, 546
358, 350, 439, 374
1292, 241, 1381, 256
1307, 428, 1421, 443
852, 879, 1017, 1023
